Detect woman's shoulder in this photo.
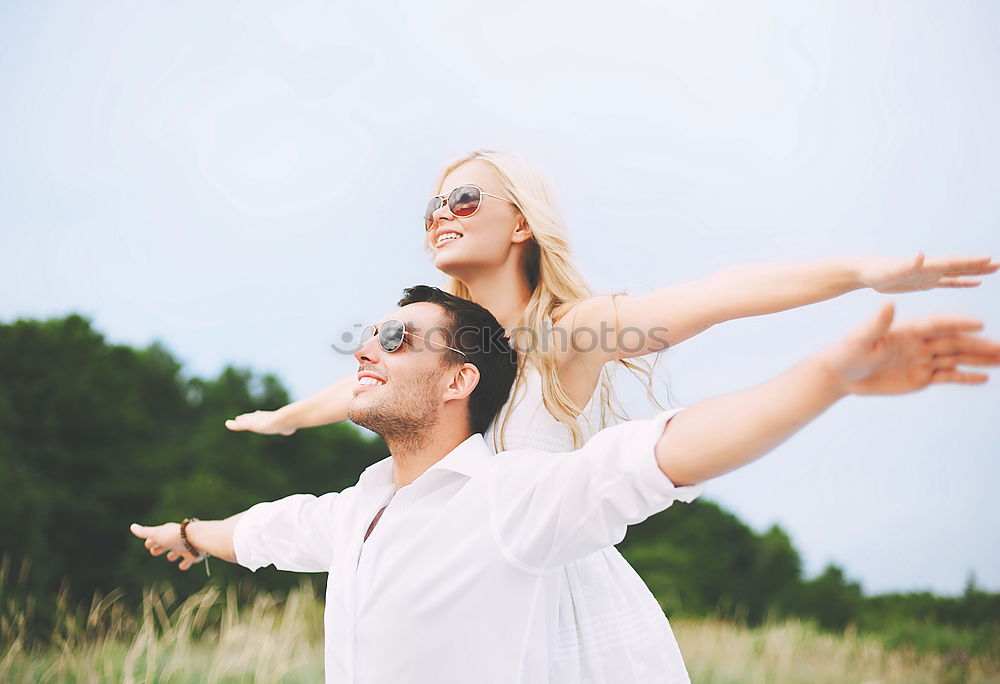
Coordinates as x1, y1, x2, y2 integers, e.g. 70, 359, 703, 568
550, 295, 618, 329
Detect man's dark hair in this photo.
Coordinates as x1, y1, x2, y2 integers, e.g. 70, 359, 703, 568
397, 285, 517, 435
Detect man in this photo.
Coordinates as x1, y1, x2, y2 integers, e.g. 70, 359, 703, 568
131, 285, 999, 683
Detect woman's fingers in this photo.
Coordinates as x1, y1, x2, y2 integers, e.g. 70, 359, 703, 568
936, 278, 981, 288
225, 416, 248, 431
927, 256, 997, 274
225, 411, 277, 433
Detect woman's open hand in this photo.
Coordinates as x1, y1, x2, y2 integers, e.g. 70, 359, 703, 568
225, 410, 296, 435
858, 253, 998, 293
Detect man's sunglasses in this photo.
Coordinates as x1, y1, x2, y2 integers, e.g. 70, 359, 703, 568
424, 184, 516, 231
359, 319, 469, 359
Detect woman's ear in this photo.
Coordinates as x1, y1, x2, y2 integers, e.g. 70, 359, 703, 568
511, 219, 533, 245
444, 363, 481, 403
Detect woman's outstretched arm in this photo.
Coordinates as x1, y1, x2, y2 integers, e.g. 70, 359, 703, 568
564, 253, 997, 363
225, 374, 355, 435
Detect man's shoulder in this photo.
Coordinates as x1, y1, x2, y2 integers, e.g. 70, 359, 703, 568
489, 445, 574, 476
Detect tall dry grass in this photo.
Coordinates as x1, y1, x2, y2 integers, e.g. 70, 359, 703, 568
0, 558, 324, 683
1, 557, 998, 683
674, 617, 1000, 684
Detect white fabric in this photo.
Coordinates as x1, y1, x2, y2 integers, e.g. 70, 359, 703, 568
484, 363, 609, 454
486, 367, 695, 683
234, 408, 702, 684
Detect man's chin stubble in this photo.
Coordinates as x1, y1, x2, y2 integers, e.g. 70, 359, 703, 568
349, 398, 438, 451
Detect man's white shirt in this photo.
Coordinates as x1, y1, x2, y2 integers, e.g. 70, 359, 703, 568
234, 408, 702, 683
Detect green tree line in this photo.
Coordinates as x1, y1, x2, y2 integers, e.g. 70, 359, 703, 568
1, 315, 997, 653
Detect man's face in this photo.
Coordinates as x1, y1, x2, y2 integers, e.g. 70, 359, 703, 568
347, 302, 457, 438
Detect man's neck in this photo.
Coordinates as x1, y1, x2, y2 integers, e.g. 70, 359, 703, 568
385, 427, 475, 489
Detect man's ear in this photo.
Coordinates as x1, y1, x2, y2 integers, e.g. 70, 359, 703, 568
511, 219, 533, 245
443, 363, 480, 403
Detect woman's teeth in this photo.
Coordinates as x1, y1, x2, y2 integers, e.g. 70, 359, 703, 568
436, 232, 462, 247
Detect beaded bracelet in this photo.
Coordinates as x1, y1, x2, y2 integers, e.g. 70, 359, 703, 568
180, 517, 211, 577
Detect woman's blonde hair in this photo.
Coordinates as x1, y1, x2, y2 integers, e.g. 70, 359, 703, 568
431, 150, 662, 449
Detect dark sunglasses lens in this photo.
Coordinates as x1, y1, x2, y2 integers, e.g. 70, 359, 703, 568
360, 324, 377, 341
448, 185, 481, 217
379, 320, 405, 352
424, 197, 445, 231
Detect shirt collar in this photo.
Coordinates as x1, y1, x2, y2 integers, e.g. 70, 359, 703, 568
425, 433, 493, 479
357, 434, 493, 491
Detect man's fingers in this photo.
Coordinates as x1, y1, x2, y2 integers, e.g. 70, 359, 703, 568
853, 301, 895, 343
930, 369, 989, 385
896, 316, 984, 338
150, 545, 166, 556
179, 559, 192, 571
225, 418, 246, 431
130, 523, 149, 539
166, 551, 180, 562
932, 354, 1000, 371
144, 538, 154, 549
927, 335, 1000, 358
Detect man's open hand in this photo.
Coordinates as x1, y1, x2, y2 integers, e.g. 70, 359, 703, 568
816, 302, 1000, 396
130, 522, 203, 571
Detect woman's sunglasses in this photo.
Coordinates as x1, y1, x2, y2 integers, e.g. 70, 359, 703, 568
424, 184, 515, 231
359, 319, 469, 359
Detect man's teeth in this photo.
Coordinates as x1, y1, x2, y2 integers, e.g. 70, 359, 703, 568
359, 376, 384, 386
436, 232, 462, 245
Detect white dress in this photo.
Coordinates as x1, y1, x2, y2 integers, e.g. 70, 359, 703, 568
484, 367, 693, 684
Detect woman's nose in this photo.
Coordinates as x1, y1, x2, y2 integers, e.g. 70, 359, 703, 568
431, 200, 454, 223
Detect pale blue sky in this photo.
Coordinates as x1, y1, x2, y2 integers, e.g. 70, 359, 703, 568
2, 1, 998, 595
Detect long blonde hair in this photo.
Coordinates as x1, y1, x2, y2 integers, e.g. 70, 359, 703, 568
431, 150, 663, 449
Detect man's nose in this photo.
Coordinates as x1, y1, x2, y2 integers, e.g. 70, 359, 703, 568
354, 334, 381, 364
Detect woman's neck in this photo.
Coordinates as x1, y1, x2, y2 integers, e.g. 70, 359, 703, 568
461, 265, 532, 331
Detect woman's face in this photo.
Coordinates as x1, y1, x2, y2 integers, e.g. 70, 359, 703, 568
427, 160, 529, 278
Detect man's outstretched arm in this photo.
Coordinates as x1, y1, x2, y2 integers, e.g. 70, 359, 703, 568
131, 492, 341, 573
130, 515, 243, 570
656, 301, 1000, 486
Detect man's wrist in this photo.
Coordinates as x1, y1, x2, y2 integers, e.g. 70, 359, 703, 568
801, 355, 852, 403
180, 518, 205, 558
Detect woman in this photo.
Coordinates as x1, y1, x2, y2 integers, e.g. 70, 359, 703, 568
227, 150, 995, 681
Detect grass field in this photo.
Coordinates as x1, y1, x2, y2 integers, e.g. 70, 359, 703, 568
2, 583, 998, 683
